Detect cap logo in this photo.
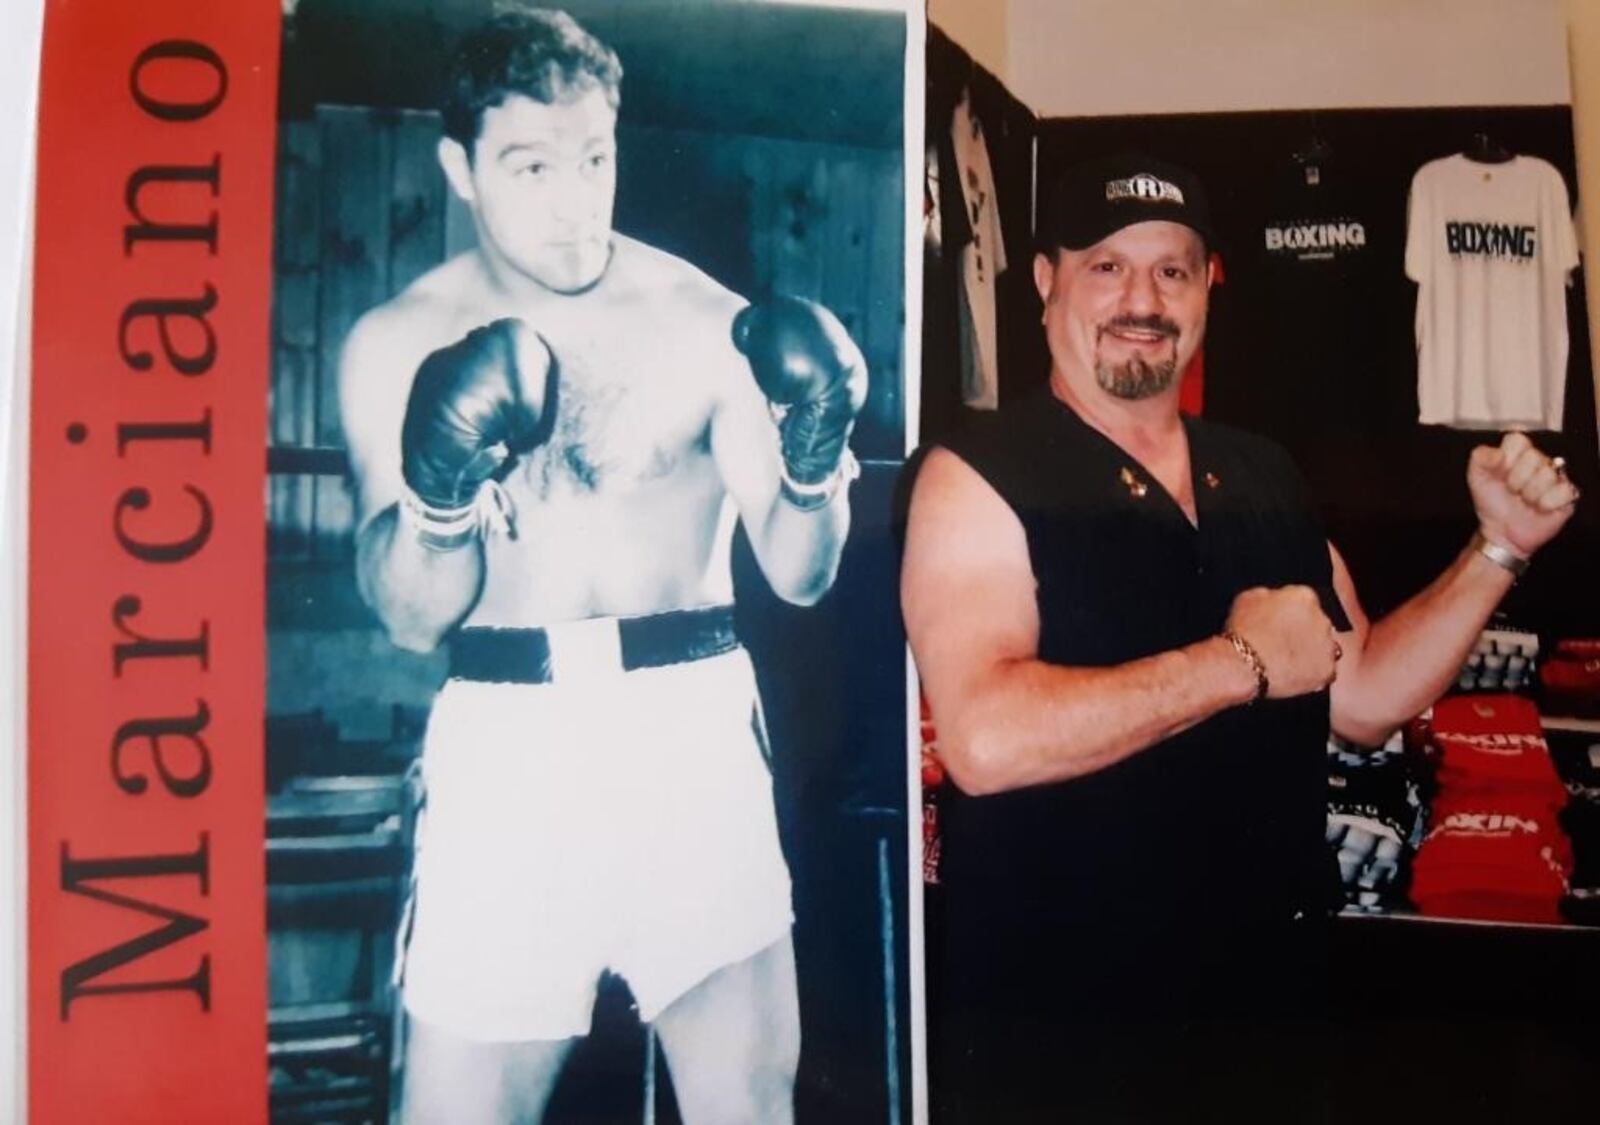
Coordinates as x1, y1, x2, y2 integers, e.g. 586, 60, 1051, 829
1105, 173, 1185, 205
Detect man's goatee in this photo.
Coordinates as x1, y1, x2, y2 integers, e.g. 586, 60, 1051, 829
1096, 356, 1177, 400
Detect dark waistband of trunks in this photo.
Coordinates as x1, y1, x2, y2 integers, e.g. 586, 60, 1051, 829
448, 605, 739, 684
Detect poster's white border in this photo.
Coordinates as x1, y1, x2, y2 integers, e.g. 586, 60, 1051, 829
900, 3, 927, 1122
1, 0, 44, 1118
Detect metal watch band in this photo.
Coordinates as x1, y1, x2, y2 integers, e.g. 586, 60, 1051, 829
1470, 531, 1529, 579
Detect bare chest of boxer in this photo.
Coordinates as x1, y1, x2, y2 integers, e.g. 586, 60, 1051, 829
438, 251, 745, 626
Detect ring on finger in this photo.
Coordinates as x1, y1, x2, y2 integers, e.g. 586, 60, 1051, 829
1551, 455, 1568, 479
1519, 462, 1559, 502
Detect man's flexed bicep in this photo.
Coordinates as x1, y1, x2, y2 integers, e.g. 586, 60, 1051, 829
902, 448, 1046, 794
902, 448, 1278, 796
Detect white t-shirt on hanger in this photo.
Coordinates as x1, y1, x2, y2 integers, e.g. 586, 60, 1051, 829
951, 88, 1006, 411
1405, 154, 1578, 431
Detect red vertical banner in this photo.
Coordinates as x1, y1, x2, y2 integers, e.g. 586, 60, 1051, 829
28, 1, 278, 1121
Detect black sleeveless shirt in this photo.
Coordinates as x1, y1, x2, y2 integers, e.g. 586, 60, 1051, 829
933, 390, 1344, 1020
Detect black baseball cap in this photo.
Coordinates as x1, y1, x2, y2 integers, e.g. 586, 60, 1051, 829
1039, 153, 1215, 252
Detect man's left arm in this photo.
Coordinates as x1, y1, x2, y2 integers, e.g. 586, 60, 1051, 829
1330, 432, 1579, 745
710, 297, 868, 606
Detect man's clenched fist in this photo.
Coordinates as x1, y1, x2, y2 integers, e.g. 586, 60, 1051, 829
1468, 431, 1579, 560
1225, 585, 1341, 699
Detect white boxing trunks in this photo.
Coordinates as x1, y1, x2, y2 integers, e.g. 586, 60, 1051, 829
399, 608, 794, 1042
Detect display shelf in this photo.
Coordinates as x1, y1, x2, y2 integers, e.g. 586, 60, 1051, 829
1337, 904, 1600, 932
1542, 713, 1600, 734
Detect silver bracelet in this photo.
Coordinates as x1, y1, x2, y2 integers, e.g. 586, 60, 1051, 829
1470, 531, 1529, 579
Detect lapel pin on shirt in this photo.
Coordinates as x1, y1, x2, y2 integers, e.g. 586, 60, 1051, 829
1204, 471, 1221, 490
1119, 466, 1149, 499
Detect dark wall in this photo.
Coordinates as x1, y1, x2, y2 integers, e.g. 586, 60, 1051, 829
1037, 107, 1600, 634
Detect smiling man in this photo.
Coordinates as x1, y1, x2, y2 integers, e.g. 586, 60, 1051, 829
901, 154, 1579, 1121
338, 8, 866, 1123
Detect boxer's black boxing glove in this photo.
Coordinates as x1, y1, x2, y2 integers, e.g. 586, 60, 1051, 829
732, 297, 868, 510
400, 318, 550, 549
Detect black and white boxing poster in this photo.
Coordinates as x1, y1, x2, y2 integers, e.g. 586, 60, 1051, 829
266, 2, 919, 1123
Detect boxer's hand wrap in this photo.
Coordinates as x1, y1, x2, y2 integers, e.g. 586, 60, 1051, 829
400, 319, 549, 550
732, 296, 869, 511
398, 481, 516, 551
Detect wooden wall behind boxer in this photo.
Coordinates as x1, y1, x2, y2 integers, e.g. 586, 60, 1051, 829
269, 111, 903, 561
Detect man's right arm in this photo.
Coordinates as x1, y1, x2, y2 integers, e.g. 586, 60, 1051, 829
901, 448, 1337, 796
339, 309, 484, 652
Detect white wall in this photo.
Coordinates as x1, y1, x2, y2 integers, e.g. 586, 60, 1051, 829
1566, 0, 1600, 433
1008, 0, 1569, 117
929, 0, 1009, 80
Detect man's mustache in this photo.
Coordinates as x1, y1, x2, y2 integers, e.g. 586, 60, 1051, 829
1097, 314, 1180, 341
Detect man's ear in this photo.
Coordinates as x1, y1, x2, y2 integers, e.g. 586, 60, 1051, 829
1032, 251, 1056, 307
438, 136, 475, 204
1206, 251, 1219, 290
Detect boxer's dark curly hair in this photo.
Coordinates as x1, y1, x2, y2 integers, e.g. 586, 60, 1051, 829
442, 5, 623, 150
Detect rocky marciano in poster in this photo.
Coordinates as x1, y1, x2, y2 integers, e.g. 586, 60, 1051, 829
265, 2, 916, 1123
25, 0, 919, 1122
